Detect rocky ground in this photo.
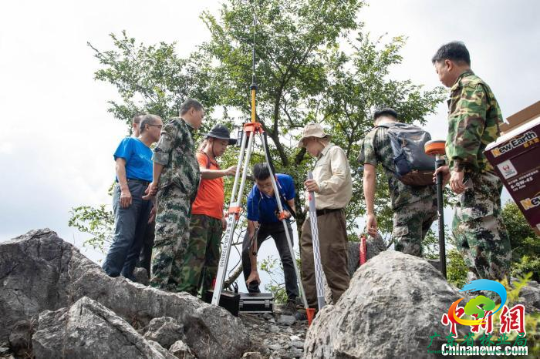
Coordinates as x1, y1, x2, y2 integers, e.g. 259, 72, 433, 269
1, 229, 538, 359
239, 308, 309, 359
0, 308, 309, 359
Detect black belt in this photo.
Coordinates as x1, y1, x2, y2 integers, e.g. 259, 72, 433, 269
126, 178, 151, 186
316, 208, 343, 217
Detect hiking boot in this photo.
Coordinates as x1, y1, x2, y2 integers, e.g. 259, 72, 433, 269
282, 300, 297, 316
295, 307, 319, 321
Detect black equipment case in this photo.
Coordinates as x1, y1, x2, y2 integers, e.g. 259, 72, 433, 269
204, 290, 240, 317
239, 292, 274, 313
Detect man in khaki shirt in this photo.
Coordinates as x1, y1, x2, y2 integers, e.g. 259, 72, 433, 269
298, 123, 352, 309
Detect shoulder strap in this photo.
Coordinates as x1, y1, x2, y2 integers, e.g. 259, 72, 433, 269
199, 151, 213, 169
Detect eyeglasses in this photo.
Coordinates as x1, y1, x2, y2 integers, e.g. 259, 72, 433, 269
148, 124, 163, 129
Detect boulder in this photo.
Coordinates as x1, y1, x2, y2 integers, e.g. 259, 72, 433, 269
0, 229, 250, 359
143, 317, 185, 350
304, 251, 464, 359
32, 296, 175, 359
169, 340, 196, 359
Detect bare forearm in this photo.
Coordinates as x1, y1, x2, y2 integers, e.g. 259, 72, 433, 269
115, 161, 128, 190
153, 163, 164, 185
363, 167, 376, 215
200, 168, 227, 179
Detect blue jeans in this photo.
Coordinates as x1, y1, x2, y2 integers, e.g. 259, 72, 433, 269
102, 180, 152, 280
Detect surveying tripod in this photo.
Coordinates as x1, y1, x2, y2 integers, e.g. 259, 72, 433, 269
211, 7, 308, 309
211, 91, 309, 310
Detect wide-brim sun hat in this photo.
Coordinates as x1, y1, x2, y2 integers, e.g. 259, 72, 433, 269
297, 123, 330, 148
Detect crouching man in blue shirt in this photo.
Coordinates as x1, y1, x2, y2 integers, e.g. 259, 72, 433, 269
242, 163, 299, 314
102, 114, 163, 281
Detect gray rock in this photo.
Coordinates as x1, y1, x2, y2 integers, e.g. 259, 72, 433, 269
0, 229, 250, 359
168, 340, 196, 359
268, 343, 282, 351
277, 314, 296, 326
241, 352, 263, 359
290, 340, 304, 349
304, 251, 465, 359
268, 325, 280, 333
517, 280, 540, 312
148, 340, 179, 358
0, 343, 10, 355
32, 296, 176, 359
143, 317, 184, 350
133, 267, 150, 285
7, 320, 33, 357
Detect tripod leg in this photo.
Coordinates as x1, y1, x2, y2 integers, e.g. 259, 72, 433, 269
260, 133, 309, 310
212, 131, 256, 305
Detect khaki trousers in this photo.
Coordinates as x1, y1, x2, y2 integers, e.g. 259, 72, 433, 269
300, 210, 350, 308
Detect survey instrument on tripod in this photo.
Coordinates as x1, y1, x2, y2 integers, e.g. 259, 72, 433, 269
211, 7, 308, 311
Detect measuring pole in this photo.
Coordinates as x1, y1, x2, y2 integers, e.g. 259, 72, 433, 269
307, 171, 326, 311
425, 140, 447, 279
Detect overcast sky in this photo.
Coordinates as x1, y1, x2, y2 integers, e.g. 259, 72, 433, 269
1, 0, 539, 275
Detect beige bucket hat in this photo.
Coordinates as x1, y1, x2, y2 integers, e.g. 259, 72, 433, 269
297, 123, 330, 148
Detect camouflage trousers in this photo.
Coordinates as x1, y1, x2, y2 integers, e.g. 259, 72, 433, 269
393, 196, 437, 257
177, 214, 222, 297
452, 172, 511, 281
150, 184, 193, 291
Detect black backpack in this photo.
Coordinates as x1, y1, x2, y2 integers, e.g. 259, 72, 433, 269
377, 122, 435, 186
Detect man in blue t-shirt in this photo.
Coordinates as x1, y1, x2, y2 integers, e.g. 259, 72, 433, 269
102, 114, 163, 281
242, 163, 299, 313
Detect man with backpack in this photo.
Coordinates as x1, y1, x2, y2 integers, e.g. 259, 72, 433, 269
176, 124, 237, 298
432, 42, 510, 281
359, 108, 437, 257
242, 162, 299, 315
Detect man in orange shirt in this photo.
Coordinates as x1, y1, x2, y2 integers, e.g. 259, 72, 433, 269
177, 124, 237, 297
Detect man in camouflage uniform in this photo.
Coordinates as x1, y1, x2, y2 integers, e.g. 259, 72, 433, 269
176, 124, 237, 297
359, 108, 437, 256
432, 41, 511, 280
144, 99, 205, 291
